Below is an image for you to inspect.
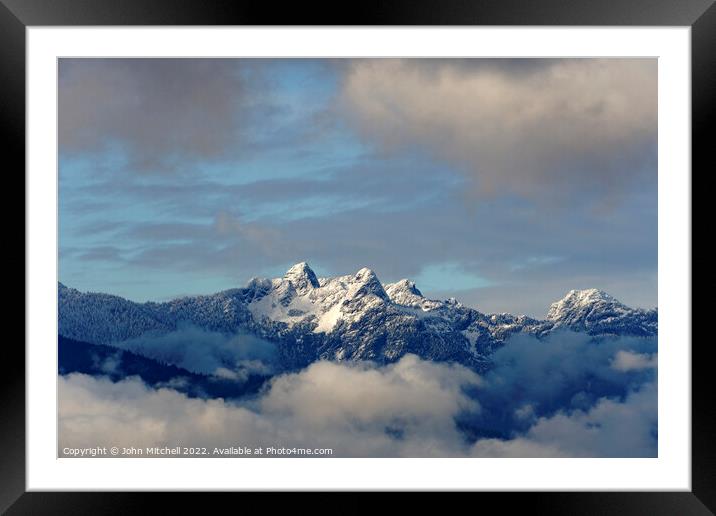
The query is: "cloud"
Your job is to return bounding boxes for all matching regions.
[611,350,658,372]
[258,356,480,432]
[59,373,265,452]
[58,59,345,175]
[59,355,482,457]
[59,335,657,457]
[464,332,657,438]
[76,245,126,263]
[469,382,657,457]
[114,324,279,378]
[59,59,261,172]
[91,350,122,375]
[340,59,657,205]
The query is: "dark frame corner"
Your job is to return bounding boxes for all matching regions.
[4,0,711,512]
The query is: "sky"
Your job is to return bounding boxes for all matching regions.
[58,58,657,318]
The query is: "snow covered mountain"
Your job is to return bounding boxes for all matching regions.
[58,262,657,372]
[546,288,657,336]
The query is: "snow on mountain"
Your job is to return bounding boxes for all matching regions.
[283,261,320,294]
[248,265,389,334]
[547,288,622,321]
[384,279,443,311]
[547,288,657,337]
[58,282,177,343]
[58,263,657,372]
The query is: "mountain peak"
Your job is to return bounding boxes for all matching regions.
[384,279,439,309]
[286,261,311,272]
[564,288,616,304]
[284,262,320,293]
[350,267,388,300]
[547,288,624,321]
[544,288,656,336]
[390,279,423,297]
[385,278,422,300]
[355,267,377,280]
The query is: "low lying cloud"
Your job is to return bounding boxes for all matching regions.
[465,332,657,438]
[60,333,657,457]
[59,355,482,457]
[91,350,123,376]
[611,350,658,372]
[341,58,656,205]
[470,382,657,457]
[115,324,278,379]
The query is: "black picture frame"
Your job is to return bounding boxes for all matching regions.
[3,0,711,511]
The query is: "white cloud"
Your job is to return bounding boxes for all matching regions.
[59,355,482,457]
[59,373,265,451]
[92,350,122,375]
[59,346,657,457]
[341,59,656,204]
[470,382,657,457]
[611,350,657,372]
[114,324,278,377]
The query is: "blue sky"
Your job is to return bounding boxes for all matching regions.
[58,58,657,317]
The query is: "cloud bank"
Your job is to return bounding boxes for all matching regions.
[60,355,482,457]
[466,332,657,437]
[469,381,657,457]
[114,324,278,379]
[341,58,656,205]
[59,333,657,457]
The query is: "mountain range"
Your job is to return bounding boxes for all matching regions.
[58,262,657,374]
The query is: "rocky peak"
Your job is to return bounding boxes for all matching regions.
[350,267,388,300]
[387,279,423,297]
[284,262,320,294]
[384,279,428,308]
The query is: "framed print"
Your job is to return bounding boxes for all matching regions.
[5,0,711,511]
